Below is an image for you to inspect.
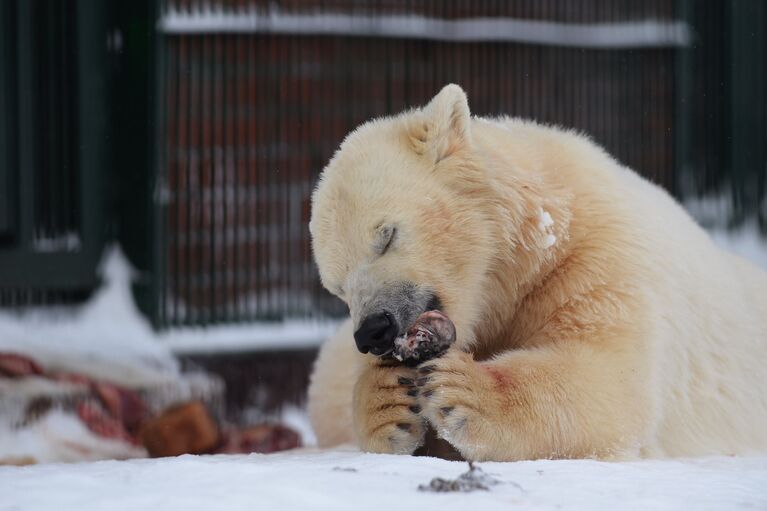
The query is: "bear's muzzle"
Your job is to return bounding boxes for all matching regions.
[354,311,399,355]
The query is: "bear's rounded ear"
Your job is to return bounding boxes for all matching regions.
[407,84,472,163]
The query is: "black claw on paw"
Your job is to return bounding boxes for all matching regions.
[418,365,437,375]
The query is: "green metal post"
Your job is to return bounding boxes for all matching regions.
[728,0,766,225]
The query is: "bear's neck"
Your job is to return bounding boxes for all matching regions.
[469,121,574,357]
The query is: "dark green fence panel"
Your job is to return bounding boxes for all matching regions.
[111,0,159,323]
[148,0,689,328]
[675,0,767,228]
[728,0,766,227]
[0,1,16,240]
[0,0,109,305]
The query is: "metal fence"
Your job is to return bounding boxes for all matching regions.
[151,0,692,327]
[676,0,766,223]
[1,0,765,328]
[0,0,108,306]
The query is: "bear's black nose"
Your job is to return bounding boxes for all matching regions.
[354,312,398,355]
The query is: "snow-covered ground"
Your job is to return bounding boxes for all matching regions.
[685,194,767,271]
[0,410,147,465]
[2,448,766,510]
[709,225,767,270]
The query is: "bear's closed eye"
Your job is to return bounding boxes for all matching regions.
[375,224,397,255]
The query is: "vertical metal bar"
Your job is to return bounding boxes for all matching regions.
[0,0,17,238]
[314,10,327,316]
[221,30,230,323]
[263,32,273,318]
[16,0,37,250]
[227,29,236,321]
[210,30,219,324]
[384,0,392,113]
[44,2,56,241]
[153,0,169,327]
[298,32,306,316]
[494,0,502,114]
[186,34,196,325]
[168,36,180,325]
[281,32,296,315]
[284,33,292,315]
[235,30,244,319]
[60,0,73,236]
[270,33,279,317]
[729,0,765,224]
[430,1,438,100]
[674,0,692,194]
[199,28,207,326]
[76,0,109,265]
[248,28,257,320]
[403,0,411,106]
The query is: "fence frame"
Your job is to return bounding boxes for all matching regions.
[0,0,108,294]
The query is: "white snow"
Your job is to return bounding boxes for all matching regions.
[1,449,766,510]
[537,208,555,232]
[684,194,767,271]
[540,234,557,249]
[159,7,691,49]
[0,410,146,465]
[536,208,557,249]
[0,247,180,387]
[709,225,767,271]
[33,232,82,252]
[162,320,340,355]
[278,405,317,447]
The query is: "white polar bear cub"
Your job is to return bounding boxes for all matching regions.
[307,84,767,461]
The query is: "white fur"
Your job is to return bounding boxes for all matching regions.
[308,84,767,460]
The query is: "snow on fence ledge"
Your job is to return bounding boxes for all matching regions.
[158,8,692,49]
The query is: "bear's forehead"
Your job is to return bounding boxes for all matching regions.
[329,119,425,174]
[320,165,415,216]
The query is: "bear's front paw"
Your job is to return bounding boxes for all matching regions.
[353,361,426,455]
[416,350,499,460]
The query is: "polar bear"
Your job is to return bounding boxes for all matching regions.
[307,84,767,461]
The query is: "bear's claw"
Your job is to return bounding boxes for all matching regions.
[417,350,490,457]
[353,362,427,454]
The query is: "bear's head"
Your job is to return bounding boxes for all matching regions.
[310,84,517,356]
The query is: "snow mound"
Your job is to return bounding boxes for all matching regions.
[0,245,340,387]
[0,246,179,387]
[2,449,766,510]
[709,225,767,271]
[0,410,146,465]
